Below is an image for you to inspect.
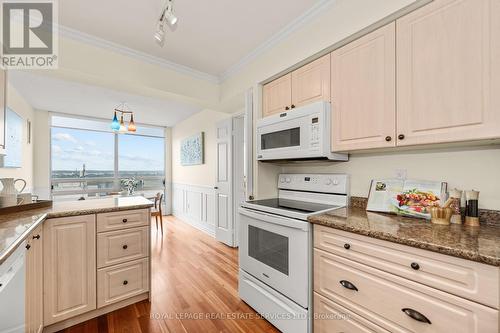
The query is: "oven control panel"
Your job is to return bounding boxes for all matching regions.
[278,174,349,194]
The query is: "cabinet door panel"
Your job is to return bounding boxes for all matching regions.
[43,215,96,325]
[262,74,292,117]
[291,54,330,108]
[331,23,396,152]
[396,0,500,145]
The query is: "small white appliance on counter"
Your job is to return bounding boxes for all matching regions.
[238,173,349,333]
[0,241,26,333]
[256,101,348,162]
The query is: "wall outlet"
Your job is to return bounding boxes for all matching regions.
[395,169,407,180]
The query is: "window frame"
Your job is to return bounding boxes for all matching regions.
[49,113,166,197]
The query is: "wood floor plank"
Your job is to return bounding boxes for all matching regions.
[57,216,279,333]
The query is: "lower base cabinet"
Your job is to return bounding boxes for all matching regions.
[97,258,149,308]
[42,209,151,329]
[313,225,499,333]
[43,215,97,326]
[314,292,389,333]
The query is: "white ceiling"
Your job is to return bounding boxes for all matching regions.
[9,71,201,127]
[59,0,323,76]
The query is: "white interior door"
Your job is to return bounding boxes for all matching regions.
[215,119,234,246]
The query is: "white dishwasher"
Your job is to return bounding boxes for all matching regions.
[0,242,26,333]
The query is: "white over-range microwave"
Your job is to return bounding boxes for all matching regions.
[257,101,348,161]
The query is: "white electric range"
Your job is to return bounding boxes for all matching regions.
[238,173,349,333]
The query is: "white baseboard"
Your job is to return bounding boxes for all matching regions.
[172,183,216,237]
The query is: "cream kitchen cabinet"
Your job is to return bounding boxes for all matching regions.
[396,0,500,146]
[313,225,499,333]
[262,73,292,117]
[331,23,396,152]
[291,54,330,109]
[26,225,43,333]
[43,214,96,326]
[262,54,330,117]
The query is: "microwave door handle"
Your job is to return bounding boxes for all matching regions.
[239,207,309,231]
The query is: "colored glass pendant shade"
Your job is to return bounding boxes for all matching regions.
[127,114,137,132]
[111,112,120,131]
[119,114,127,133]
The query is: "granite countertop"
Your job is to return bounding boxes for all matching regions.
[309,207,500,266]
[0,196,154,265]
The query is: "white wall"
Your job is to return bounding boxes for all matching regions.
[281,146,500,211]
[172,109,229,187]
[0,84,35,192]
[32,110,51,199]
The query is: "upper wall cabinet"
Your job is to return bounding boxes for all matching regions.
[262,73,292,117]
[331,23,396,152]
[291,54,330,108]
[262,54,330,117]
[0,69,6,150]
[396,0,500,146]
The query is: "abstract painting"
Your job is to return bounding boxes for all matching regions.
[180,132,204,166]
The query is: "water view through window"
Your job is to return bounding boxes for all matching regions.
[51,118,165,198]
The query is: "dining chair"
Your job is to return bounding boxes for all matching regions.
[151,192,164,234]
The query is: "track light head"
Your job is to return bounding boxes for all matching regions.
[164,9,178,26]
[154,22,165,46]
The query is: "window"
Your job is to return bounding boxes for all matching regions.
[50,114,165,199]
[118,134,165,191]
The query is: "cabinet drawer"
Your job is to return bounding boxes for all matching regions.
[314,249,498,333]
[314,225,499,308]
[314,292,390,333]
[97,227,149,268]
[97,258,149,308]
[97,209,149,232]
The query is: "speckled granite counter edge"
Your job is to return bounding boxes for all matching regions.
[309,216,499,267]
[0,203,153,265]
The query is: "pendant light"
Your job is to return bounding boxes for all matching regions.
[111,111,120,131]
[128,114,137,132]
[111,102,137,133]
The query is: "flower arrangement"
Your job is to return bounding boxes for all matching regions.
[120,177,140,195]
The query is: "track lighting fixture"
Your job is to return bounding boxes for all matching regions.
[154,0,177,47]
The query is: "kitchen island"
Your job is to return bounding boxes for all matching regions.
[0,196,154,333]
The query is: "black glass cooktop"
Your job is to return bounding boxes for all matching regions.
[246,198,340,214]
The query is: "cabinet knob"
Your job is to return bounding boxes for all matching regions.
[25,244,31,250]
[122,218,128,223]
[410,262,420,270]
[344,243,350,250]
[291,104,296,109]
[285,106,290,110]
[123,280,128,285]
[385,136,392,142]
[122,244,128,250]
[398,134,405,140]
[32,234,40,240]
[402,308,431,324]
[339,280,358,291]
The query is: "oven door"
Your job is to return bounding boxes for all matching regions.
[239,207,310,308]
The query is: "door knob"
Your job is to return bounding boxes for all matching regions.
[398,134,405,140]
[285,106,290,110]
[385,136,392,142]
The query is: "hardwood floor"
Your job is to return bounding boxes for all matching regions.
[57,216,280,333]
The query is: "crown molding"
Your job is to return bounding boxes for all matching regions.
[219,0,337,82]
[58,0,336,85]
[58,25,221,84]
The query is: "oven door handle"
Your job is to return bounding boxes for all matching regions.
[238,207,309,231]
